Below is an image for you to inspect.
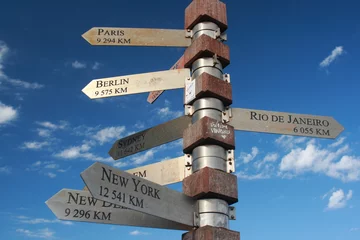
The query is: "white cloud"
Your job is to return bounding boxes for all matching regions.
[36,128,52,137]
[33,161,42,166]
[55,144,112,162]
[236,171,270,180]
[92,62,101,70]
[156,107,182,119]
[36,121,68,130]
[264,153,279,162]
[239,147,259,164]
[0,41,44,90]
[46,173,56,178]
[329,137,346,148]
[279,140,360,181]
[44,164,59,169]
[320,46,344,68]
[129,230,149,236]
[0,166,11,174]
[22,141,50,150]
[131,149,156,165]
[19,217,72,225]
[0,102,18,125]
[275,135,306,149]
[92,126,126,145]
[16,228,55,239]
[326,189,353,210]
[72,60,86,69]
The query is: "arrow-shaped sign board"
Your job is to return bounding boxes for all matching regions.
[109,116,191,160]
[147,54,185,104]
[82,27,191,47]
[46,189,191,230]
[82,69,190,100]
[81,162,196,227]
[228,108,344,139]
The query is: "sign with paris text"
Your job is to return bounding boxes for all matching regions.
[228,108,344,139]
[82,27,191,47]
[46,189,191,230]
[82,69,190,99]
[81,162,196,227]
[109,116,191,160]
[147,54,185,103]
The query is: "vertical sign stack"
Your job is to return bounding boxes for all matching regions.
[181,0,240,239]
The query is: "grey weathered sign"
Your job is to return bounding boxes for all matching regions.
[82,69,190,99]
[46,189,191,230]
[228,108,344,139]
[109,116,191,160]
[82,27,191,47]
[81,162,196,227]
[147,54,185,103]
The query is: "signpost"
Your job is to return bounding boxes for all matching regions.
[109,116,191,160]
[147,54,185,103]
[46,189,191,230]
[228,108,344,139]
[81,162,196,226]
[82,27,191,47]
[82,69,190,100]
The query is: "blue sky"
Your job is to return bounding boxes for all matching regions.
[0,0,359,239]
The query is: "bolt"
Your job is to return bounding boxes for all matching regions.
[223,112,226,115]
[187,155,190,158]
[228,150,231,153]
[229,161,232,165]
[231,215,235,220]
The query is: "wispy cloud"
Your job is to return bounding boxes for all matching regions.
[16,228,55,239]
[72,60,86,69]
[156,107,182,119]
[26,161,69,178]
[329,137,346,148]
[92,62,101,70]
[36,121,68,130]
[320,46,345,68]
[239,147,259,164]
[18,216,73,225]
[325,188,353,210]
[92,126,126,145]
[129,230,150,236]
[22,141,50,150]
[54,144,112,162]
[0,101,18,125]
[131,149,156,165]
[275,135,307,150]
[0,166,11,174]
[350,228,359,232]
[0,41,44,90]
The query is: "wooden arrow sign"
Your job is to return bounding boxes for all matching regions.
[147,54,185,104]
[82,69,190,99]
[84,156,189,190]
[228,108,344,139]
[46,189,191,230]
[81,162,196,227]
[109,115,191,160]
[82,27,191,47]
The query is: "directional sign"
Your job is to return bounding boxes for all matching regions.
[109,115,191,160]
[82,27,191,47]
[228,108,344,139]
[82,69,190,99]
[81,162,196,227]
[147,54,185,104]
[46,189,191,230]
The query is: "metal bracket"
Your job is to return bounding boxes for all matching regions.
[184,104,194,116]
[214,28,227,42]
[185,29,193,38]
[226,149,235,174]
[222,107,232,123]
[223,73,231,83]
[193,212,200,227]
[229,206,236,220]
[184,154,193,178]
